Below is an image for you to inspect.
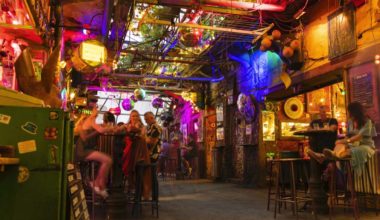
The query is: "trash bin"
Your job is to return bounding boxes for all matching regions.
[211,146,224,180]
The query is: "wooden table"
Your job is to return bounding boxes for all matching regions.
[294,129,335,214]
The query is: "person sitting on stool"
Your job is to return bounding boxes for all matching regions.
[75,99,114,199]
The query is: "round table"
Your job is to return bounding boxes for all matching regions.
[294,129,335,214]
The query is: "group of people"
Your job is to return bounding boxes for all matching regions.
[74,99,162,199]
[307,102,377,178]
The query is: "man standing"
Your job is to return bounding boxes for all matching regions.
[144,112,162,163]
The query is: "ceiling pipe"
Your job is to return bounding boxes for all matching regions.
[101,0,113,43]
[137,0,288,12]
[113,73,224,82]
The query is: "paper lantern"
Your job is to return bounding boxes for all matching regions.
[261,37,272,49]
[259,45,267,51]
[122,98,135,111]
[152,97,163,108]
[134,88,146,101]
[282,46,294,58]
[290,40,300,50]
[272,30,282,40]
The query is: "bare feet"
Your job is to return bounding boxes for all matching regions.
[322,148,339,160]
[307,149,326,164]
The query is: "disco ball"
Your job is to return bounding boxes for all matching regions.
[121,98,135,111]
[134,88,146,101]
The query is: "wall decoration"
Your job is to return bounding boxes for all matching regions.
[237,93,259,122]
[227,89,234,105]
[307,87,331,113]
[216,104,224,122]
[284,97,304,120]
[328,6,357,59]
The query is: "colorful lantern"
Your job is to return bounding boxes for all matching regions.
[121,98,134,111]
[152,97,163,108]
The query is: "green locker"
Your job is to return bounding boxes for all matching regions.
[0,106,74,220]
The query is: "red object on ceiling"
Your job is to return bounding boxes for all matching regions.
[351,0,365,7]
[159,0,288,12]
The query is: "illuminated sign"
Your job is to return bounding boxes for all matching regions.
[79,40,107,67]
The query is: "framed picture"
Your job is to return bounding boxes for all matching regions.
[307,87,331,114]
[328,6,356,59]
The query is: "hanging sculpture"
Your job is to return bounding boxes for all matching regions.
[15,45,62,108]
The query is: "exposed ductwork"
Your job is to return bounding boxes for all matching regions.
[138,0,291,12]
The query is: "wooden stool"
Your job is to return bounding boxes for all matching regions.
[272,158,313,219]
[327,158,359,220]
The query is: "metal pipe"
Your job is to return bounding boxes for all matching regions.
[113,73,224,82]
[141,18,272,36]
[101,0,113,43]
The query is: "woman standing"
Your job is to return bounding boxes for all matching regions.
[118,110,151,199]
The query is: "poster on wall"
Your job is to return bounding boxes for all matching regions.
[216,104,224,122]
[227,89,234,105]
[216,127,224,140]
[351,72,373,107]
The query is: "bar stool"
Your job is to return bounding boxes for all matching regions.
[272,158,313,219]
[327,158,359,220]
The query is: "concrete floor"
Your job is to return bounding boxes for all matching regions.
[93,179,379,220]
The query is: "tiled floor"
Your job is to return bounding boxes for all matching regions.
[91,179,378,220]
